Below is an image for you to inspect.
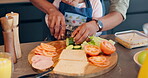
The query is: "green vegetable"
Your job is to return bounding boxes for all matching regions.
[66,37,74,46]
[81,41,89,49]
[73,45,81,49]
[66,45,74,50]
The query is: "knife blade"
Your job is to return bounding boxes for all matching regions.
[18,66,54,78]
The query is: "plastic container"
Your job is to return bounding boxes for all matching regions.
[115,30,148,49]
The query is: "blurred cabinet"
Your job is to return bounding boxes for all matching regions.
[0,3,50,45]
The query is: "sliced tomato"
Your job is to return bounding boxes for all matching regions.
[84,45,101,56]
[40,43,56,52]
[88,56,110,67]
[93,60,110,67]
[34,50,44,55]
[100,41,116,55]
[145,48,148,50]
[43,51,58,57]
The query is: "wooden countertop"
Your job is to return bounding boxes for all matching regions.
[0,35,146,78]
[0,0,29,4]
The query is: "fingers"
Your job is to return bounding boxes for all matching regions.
[71,26,81,38]
[73,26,86,41]
[60,18,66,39]
[75,29,89,44]
[54,16,61,39]
[48,16,55,36]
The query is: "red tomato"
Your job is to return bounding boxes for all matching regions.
[84,45,101,56]
[43,51,57,57]
[145,48,148,50]
[100,41,116,55]
[88,56,110,67]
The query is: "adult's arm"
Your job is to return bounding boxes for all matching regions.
[30,0,66,39]
[72,0,130,44]
[99,0,130,31]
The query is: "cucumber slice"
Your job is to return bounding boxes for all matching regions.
[66,45,74,50]
[73,45,81,49]
[66,37,74,46]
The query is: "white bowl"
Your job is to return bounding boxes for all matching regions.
[133,51,142,66]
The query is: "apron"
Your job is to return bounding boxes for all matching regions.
[59,0,93,36]
[46,0,106,40]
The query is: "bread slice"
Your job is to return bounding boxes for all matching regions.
[117,33,147,42]
[59,49,88,62]
[53,60,88,75]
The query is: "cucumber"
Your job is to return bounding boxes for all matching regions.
[66,37,74,46]
[66,45,74,50]
[73,45,81,49]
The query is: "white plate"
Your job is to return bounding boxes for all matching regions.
[133,51,142,66]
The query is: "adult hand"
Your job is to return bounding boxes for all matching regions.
[71,20,99,44]
[48,9,66,40]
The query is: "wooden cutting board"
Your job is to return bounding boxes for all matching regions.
[28,40,118,77]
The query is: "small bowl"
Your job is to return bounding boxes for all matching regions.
[133,51,142,66]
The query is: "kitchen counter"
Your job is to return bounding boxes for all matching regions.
[0,35,145,78]
[0,0,29,4]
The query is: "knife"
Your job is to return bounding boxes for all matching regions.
[18,67,54,78]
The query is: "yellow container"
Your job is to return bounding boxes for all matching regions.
[138,54,148,78]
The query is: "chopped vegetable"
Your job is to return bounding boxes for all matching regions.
[34,43,57,57]
[73,45,81,49]
[66,37,74,46]
[66,45,74,50]
[100,41,116,55]
[84,45,101,56]
[88,56,110,67]
[81,41,89,49]
[145,48,148,50]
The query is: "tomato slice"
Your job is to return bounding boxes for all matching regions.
[43,51,58,57]
[84,45,101,56]
[145,48,148,50]
[100,41,116,55]
[40,43,56,52]
[88,56,110,67]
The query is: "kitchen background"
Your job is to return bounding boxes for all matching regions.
[0,0,148,45]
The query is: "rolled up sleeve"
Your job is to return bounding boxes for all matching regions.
[109,0,130,20]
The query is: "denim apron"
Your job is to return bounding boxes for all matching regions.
[46,0,106,40]
[58,0,93,36]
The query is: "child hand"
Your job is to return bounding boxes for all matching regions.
[61,0,79,6]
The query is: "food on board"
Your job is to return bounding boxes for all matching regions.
[84,45,101,56]
[30,36,116,75]
[66,36,115,51]
[66,37,74,46]
[59,49,88,62]
[31,55,53,70]
[100,41,116,55]
[33,43,57,57]
[88,56,110,67]
[66,37,82,49]
[138,50,148,64]
[53,60,88,75]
